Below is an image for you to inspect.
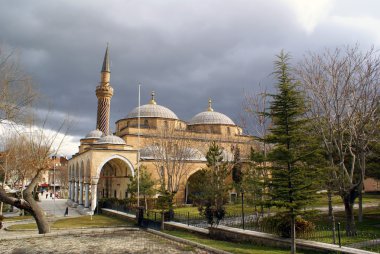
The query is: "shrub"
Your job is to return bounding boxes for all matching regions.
[260,212,315,237]
[199,204,226,226]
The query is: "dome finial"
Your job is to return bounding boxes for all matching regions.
[149,91,157,105]
[208,98,214,112]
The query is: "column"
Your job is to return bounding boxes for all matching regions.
[71,181,75,201]
[79,181,84,206]
[74,181,78,203]
[68,181,72,200]
[84,183,90,208]
[91,184,97,212]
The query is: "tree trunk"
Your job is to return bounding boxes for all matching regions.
[161,210,165,230]
[290,212,296,254]
[358,186,363,223]
[327,189,333,218]
[24,190,50,234]
[343,196,356,236]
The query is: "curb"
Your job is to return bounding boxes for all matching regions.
[146,228,232,254]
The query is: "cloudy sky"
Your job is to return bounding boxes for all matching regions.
[1,0,380,156]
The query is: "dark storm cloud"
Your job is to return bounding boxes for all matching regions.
[1,0,380,154]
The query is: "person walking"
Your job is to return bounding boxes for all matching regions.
[64,206,69,217]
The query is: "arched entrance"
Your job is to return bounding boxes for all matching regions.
[185,169,206,204]
[96,155,134,201]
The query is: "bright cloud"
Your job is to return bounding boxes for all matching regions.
[285,0,334,34]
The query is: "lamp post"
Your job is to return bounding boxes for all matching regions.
[53,157,56,216]
[241,190,245,230]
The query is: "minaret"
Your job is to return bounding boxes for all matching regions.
[96,45,114,135]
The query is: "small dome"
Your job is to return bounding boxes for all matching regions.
[85,129,104,139]
[189,111,235,125]
[97,135,126,145]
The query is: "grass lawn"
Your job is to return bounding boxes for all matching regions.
[171,193,380,216]
[164,229,323,254]
[7,214,133,230]
[3,215,33,222]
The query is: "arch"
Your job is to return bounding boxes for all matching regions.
[95,154,135,179]
[185,168,205,204]
[80,161,84,182]
[95,154,134,200]
[75,162,79,180]
[85,159,91,182]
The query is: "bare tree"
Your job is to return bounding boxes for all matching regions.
[296,45,380,234]
[0,45,37,124]
[241,86,272,215]
[0,117,69,234]
[144,125,199,203]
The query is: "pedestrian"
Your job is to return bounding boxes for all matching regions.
[64,206,69,217]
[46,193,48,199]
[50,192,53,198]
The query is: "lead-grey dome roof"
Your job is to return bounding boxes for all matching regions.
[126,104,179,120]
[96,135,126,145]
[85,129,104,139]
[189,111,235,125]
[140,145,206,161]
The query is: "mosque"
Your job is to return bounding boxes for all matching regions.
[67,47,255,214]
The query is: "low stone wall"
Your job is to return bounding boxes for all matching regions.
[101,208,136,224]
[164,221,209,235]
[209,226,377,254]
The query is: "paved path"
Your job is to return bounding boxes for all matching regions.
[39,198,81,217]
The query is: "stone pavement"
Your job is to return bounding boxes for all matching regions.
[38,198,81,217]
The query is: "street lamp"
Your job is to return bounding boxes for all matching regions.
[241,189,245,230]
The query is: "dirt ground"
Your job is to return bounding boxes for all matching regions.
[0,230,210,254]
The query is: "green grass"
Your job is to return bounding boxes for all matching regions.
[168,193,380,216]
[310,193,380,207]
[7,214,133,230]
[164,230,323,254]
[3,215,33,222]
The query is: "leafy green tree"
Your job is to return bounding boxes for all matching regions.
[242,147,271,219]
[231,145,243,195]
[198,142,231,226]
[265,51,320,254]
[128,165,156,211]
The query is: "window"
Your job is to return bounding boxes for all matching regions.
[164,120,168,128]
[227,127,231,135]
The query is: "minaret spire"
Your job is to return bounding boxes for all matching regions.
[96,44,114,135]
[101,43,110,73]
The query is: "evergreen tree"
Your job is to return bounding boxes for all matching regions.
[231,146,243,195]
[265,51,320,254]
[199,141,231,226]
[128,165,156,211]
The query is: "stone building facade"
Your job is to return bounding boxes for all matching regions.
[67,47,255,214]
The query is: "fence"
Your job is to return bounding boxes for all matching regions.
[99,199,380,253]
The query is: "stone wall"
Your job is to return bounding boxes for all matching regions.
[209,225,377,254]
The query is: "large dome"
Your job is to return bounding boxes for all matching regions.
[126,92,178,120]
[189,111,235,126]
[127,104,178,120]
[189,99,235,126]
[96,135,126,145]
